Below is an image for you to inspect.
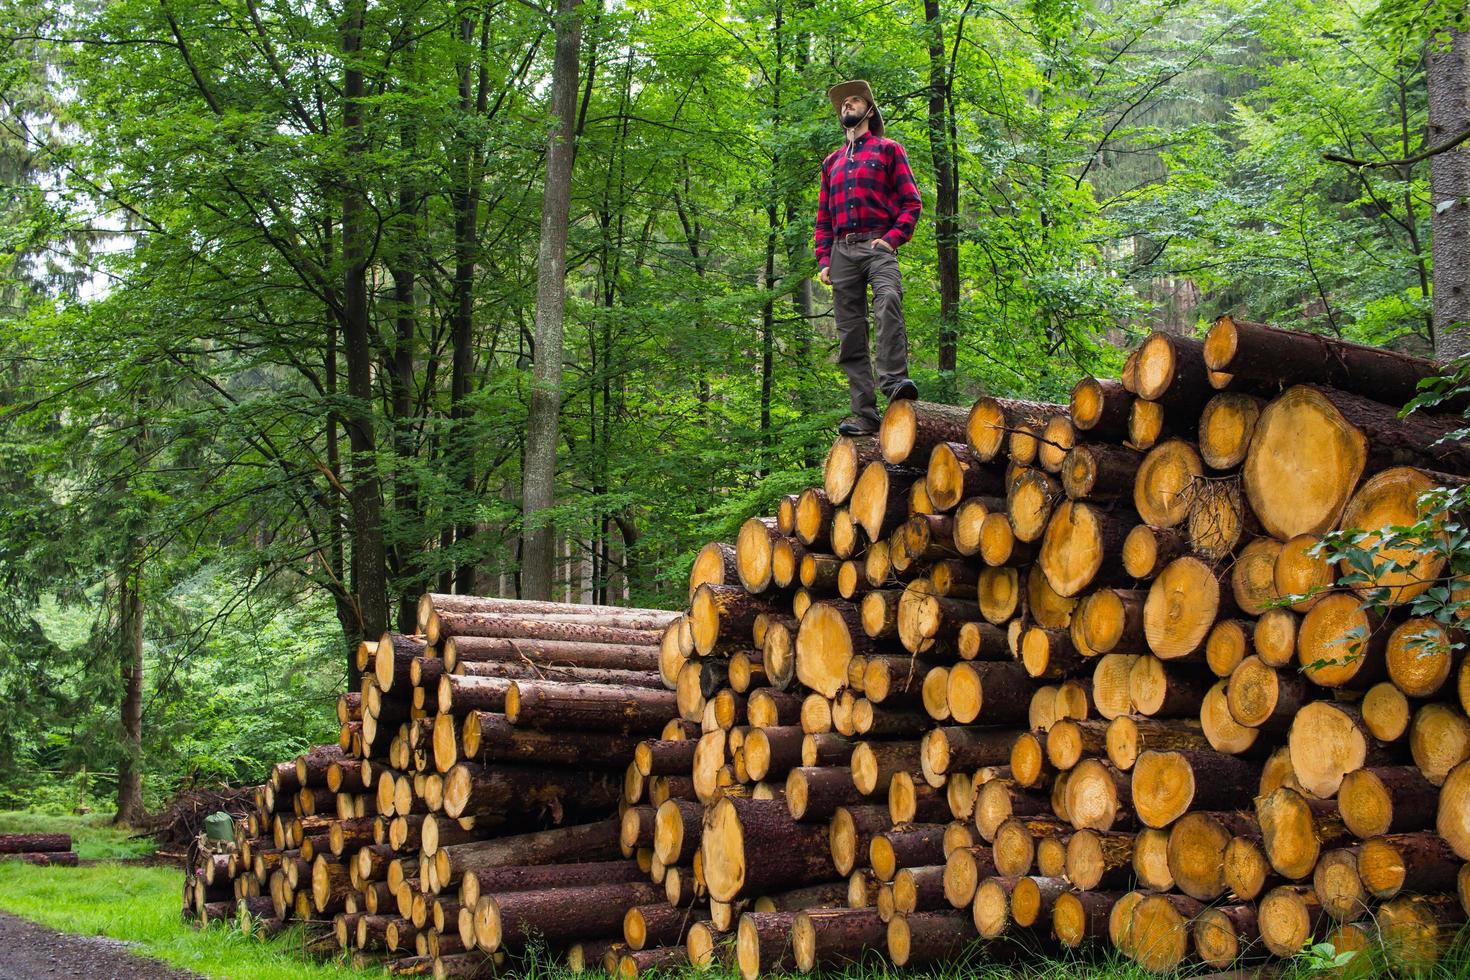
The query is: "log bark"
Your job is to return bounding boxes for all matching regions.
[1204,314,1444,407]
[734,911,796,980]
[474,880,665,951]
[440,762,620,823]
[432,611,662,647]
[442,636,660,674]
[0,834,72,854]
[504,680,677,735]
[886,909,979,967]
[789,908,886,972]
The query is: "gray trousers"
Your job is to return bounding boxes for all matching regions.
[830,239,908,424]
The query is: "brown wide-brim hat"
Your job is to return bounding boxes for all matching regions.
[827,79,884,138]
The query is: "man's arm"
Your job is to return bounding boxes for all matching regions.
[881,144,922,250]
[814,157,834,268]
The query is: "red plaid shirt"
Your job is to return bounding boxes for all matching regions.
[814,133,923,268]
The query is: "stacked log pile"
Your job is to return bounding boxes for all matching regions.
[183,596,685,977]
[649,316,1470,976]
[0,833,76,866]
[187,315,1470,976]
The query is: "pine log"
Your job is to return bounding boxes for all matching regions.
[1121,892,1205,972]
[1199,392,1264,470]
[1037,501,1134,599]
[1061,443,1142,503]
[941,662,1033,727]
[1348,468,1467,607]
[1052,889,1120,948]
[967,397,1067,463]
[1132,439,1203,529]
[1132,749,1260,829]
[439,762,619,823]
[886,909,979,967]
[973,779,1053,843]
[794,488,834,550]
[1204,618,1253,678]
[1127,655,1213,718]
[691,585,778,656]
[1377,893,1467,973]
[702,797,838,902]
[1038,414,1077,473]
[1257,787,1352,881]
[473,880,665,951]
[1044,719,1109,771]
[435,818,622,888]
[442,636,660,674]
[1357,831,1461,901]
[1192,904,1260,969]
[794,602,871,699]
[1245,384,1470,542]
[869,824,947,881]
[785,767,867,822]
[1020,626,1088,680]
[926,442,1005,512]
[1258,885,1326,958]
[1103,716,1210,772]
[1119,524,1188,580]
[431,611,661,648]
[1135,333,1212,411]
[822,805,887,877]
[1339,765,1438,838]
[1143,556,1232,661]
[1063,758,1133,832]
[0,834,72,854]
[1064,830,1132,891]
[1203,314,1445,406]
[1167,810,1258,901]
[850,462,923,541]
[1007,469,1061,543]
[976,567,1021,625]
[1070,377,1132,439]
[503,680,676,735]
[826,435,882,507]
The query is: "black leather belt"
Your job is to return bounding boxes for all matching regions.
[839,231,882,244]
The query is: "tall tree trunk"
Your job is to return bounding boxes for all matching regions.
[341,0,390,641]
[1428,27,1470,361]
[925,0,960,395]
[114,543,145,825]
[390,37,423,633]
[451,13,492,594]
[521,0,583,600]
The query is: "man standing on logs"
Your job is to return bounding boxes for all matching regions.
[816,80,923,436]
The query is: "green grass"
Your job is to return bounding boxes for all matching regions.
[0,809,156,861]
[0,860,379,979]
[0,807,1462,980]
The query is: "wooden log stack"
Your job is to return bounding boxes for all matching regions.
[182,595,686,976]
[0,833,76,866]
[187,315,1470,976]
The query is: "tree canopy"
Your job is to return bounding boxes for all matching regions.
[0,0,1462,809]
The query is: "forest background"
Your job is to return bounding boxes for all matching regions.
[0,0,1466,819]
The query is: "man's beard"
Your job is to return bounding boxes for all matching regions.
[841,110,867,128]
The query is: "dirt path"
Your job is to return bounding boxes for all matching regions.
[0,912,202,979]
